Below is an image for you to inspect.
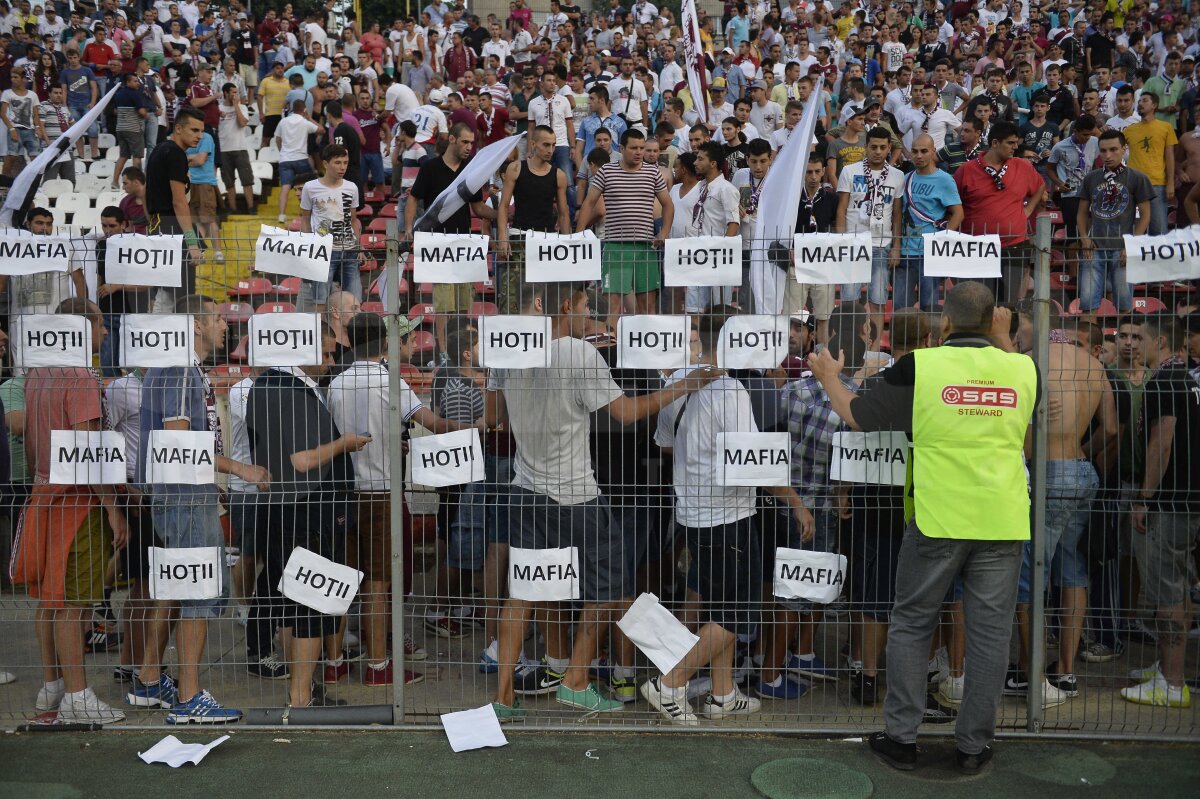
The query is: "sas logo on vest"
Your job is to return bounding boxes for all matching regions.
[941,385,1019,410]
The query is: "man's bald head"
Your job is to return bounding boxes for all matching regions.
[912,133,935,151]
[942,281,994,335]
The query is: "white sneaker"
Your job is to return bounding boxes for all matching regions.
[213,251,225,264]
[1129,662,1162,683]
[0,670,14,685]
[686,676,712,700]
[703,689,761,719]
[57,688,126,723]
[277,214,287,224]
[1038,679,1068,708]
[640,677,698,726]
[937,674,965,704]
[927,646,949,685]
[35,681,64,711]
[1120,674,1192,708]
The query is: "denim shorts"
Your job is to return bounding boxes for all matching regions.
[841,246,892,307]
[447,454,511,569]
[150,497,229,619]
[279,157,314,186]
[1018,459,1099,602]
[767,505,839,613]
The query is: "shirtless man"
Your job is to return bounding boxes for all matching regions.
[1011,318,1116,705]
[1176,106,1200,225]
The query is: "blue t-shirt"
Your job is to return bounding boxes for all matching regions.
[138,364,221,497]
[901,169,962,256]
[1010,81,1046,126]
[187,133,218,186]
[60,66,96,107]
[1046,136,1099,198]
[575,112,627,157]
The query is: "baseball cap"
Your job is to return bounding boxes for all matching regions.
[790,310,814,328]
[710,77,727,90]
[600,49,612,57]
[849,103,870,117]
[750,79,768,90]
[862,99,881,111]
[721,47,734,55]
[428,88,446,104]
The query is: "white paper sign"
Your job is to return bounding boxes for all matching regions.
[524,230,601,281]
[0,229,72,275]
[278,546,364,615]
[617,314,691,369]
[138,735,230,767]
[508,546,581,601]
[148,546,225,600]
[921,230,1002,278]
[830,431,910,486]
[49,430,127,485]
[792,231,873,284]
[1124,227,1200,284]
[617,592,701,675]
[144,430,216,485]
[441,706,509,752]
[413,232,489,283]
[410,428,485,487]
[477,314,552,368]
[104,232,184,287]
[247,312,322,366]
[718,314,787,369]
[120,313,193,367]
[717,431,791,486]
[664,235,742,286]
[773,547,847,605]
[255,225,333,281]
[13,314,91,368]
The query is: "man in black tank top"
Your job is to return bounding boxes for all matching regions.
[496,125,572,312]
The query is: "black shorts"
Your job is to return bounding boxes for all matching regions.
[1057,195,1081,238]
[683,516,762,635]
[261,114,281,141]
[259,498,344,640]
[849,492,906,622]
[118,498,163,581]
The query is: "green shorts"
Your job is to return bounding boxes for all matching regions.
[64,508,111,605]
[601,241,661,295]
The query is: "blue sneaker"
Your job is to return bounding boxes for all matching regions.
[589,656,613,683]
[786,653,837,682]
[126,673,179,708]
[166,689,243,724]
[755,676,809,700]
[479,649,499,674]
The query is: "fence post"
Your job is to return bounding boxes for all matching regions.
[1026,213,1052,732]
[386,219,407,724]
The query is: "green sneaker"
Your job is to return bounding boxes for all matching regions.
[608,675,637,704]
[557,682,624,712]
[490,700,526,722]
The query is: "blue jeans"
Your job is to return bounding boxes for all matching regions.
[892,255,940,311]
[143,115,158,156]
[552,144,575,215]
[150,497,229,620]
[98,313,121,377]
[69,104,99,139]
[1148,185,1168,235]
[842,246,891,305]
[8,127,40,157]
[361,152,385,186]
[448,453,512,569]
[1079,249,1132,311]
[301,249,363,309]
[1018,459,1099,602]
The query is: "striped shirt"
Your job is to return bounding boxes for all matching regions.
[591,161,666,242]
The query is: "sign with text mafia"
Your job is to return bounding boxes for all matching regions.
[149,546,224,600]
[14,314,91,368]
[410,428,485,487]
[717,431,791,486]
[508,546,581,602]
[0,229,72,275]
[49,430,127,485]
[144,430,217,485]
[524,230,601,282]
[663,235,742,287]
[104,232,185,287]
[829,431,909,487]
[255,225,333,282]
[119,313,194,368]
[247,312,322,366]
[773,548,847,604]
[718,314,788,369]
[792,231,873,285]
[413,231,490,283]
[921,231,1001,278]
[617,314,691,369]
[477,314,553,368]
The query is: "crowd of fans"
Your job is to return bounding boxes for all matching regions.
[0,0,1197,729]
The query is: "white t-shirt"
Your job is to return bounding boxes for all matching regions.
[655,370,758,528]
[385,82,419,121]
[749,99,783,134]
[328,361,423,491]
[1105,112,1141,131]
[105,372,144,481]
[226,376,255,493]
[137,23,165,55]
[411,102,447,143]
[217,101,249,151]
[511,29,533,63]
[527,93,573,146]
[607,75,648,125]
[300,179,360,250]
[488,336,624,505]
[275,114,318,163]
[669,181,702,239]
[689,174,741,237]
[482,39,511,63]
[837,161,905,242]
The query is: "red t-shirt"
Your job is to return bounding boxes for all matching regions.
[83,42,116,72]
[954,155,1042,246]
[25,367,104,483]
[188,81,219,127]
[475,106,509,145]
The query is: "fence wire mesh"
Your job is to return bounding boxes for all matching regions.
[0,203,1196,742]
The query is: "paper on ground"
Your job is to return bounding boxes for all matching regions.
[617,592,700,675]
[440,705,508,752]
[138,735,230,767]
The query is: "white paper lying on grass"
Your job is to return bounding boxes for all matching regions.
[440,705,508,752]
[138,735,230,767]
[617,592,700,675]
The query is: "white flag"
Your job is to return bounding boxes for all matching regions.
[680,0,709,124]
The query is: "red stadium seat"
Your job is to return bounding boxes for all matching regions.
[360,233,387,251]
[410,302,436,320]
[227,277,273,298]
[1068,298,1118,316]
[216,302,253,325]
[256,301,297,314]
[378,203,398,218]
[360,301,386,316]
[471,301,498,317]
[410,330,435,354]
[1132,296,1167,313]
[366,217,390,233]
[231,335,249,361]
[276,276,302,295]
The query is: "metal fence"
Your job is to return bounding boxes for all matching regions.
[0,215,1196,741]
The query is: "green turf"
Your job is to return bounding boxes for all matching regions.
[0,731,1196,799]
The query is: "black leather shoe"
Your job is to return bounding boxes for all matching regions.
[868,731,917,771]
[956,745,993,774]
